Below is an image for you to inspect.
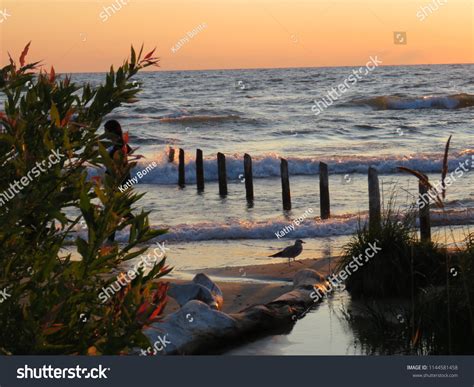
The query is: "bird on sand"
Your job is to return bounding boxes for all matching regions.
[269,240,305,266]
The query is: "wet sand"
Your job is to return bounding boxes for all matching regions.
[195,256,336,280]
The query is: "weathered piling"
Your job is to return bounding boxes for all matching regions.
[368,167,381,232]
[217,152,228,196]
[178,148,185,188]
[243,153,254,203]
[319,162,330,219]
[280,158,291,211]
[418,178,431,242]
[168,147,175,163]
[196,149,204,192]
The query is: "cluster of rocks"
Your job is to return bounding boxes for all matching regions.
[142,269,328,355]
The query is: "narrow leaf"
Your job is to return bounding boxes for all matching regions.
[397,166,444,208]
[19,42,31,67]
[49,66,56,83]
[144,48,156,60]
[50,102,60,126]
[441,135,452,200]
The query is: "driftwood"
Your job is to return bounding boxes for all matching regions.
[142,269,328,355]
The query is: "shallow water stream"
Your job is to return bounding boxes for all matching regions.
[227,292,366,355]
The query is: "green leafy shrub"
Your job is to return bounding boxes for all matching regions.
[0,44,171,355]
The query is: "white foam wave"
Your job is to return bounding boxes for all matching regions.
[87,151,474,185]
[96,208,473,243]
[154,214,362,242]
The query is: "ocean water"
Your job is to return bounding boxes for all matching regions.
[11,65,474,271]
[80,64,474,271]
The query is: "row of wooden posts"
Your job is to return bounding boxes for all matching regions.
[168,147,432,243]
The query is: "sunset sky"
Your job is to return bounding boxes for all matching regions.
[1,0,473,72]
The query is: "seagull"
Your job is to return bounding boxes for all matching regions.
[269,240,305,266]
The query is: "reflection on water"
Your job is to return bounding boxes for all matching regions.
[227,291,365,355]
[227,289,423,356]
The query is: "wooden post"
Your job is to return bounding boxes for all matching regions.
[368,167,381,232]
[418,177,431,243]
[280,158,291,211]
[244,153,254,203]
[168,147,175,163]
[178,148,185,188]
[319,162,330,219]
[217,152,228,196]
[196,149,204,192]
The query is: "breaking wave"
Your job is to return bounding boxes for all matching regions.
[87,151,474,185]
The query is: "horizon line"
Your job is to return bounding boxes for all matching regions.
[52,61,474,74]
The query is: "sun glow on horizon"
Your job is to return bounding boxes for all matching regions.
[1,0,473,73]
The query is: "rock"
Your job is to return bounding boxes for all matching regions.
[167,273,224,310]
[168,283,219,309]
[270,288,315,311]
[193,273,224,309]
[293,269,327,289]
[139,270,329,356]
[143,300,237,355]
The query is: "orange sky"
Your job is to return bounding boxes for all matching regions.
[1,0,473,72]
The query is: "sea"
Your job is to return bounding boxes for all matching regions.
[50,65,474,273]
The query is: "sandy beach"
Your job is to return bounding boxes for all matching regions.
[162,257,335,314]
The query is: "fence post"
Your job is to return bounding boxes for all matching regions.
[280,158,291,211]
[196,149,204,192]
[244,153,254,203]
[178,148,185,188]
[368,167,381,232]
[168,147,175,163]
[217,152,228,196]
[319,162,330,219]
